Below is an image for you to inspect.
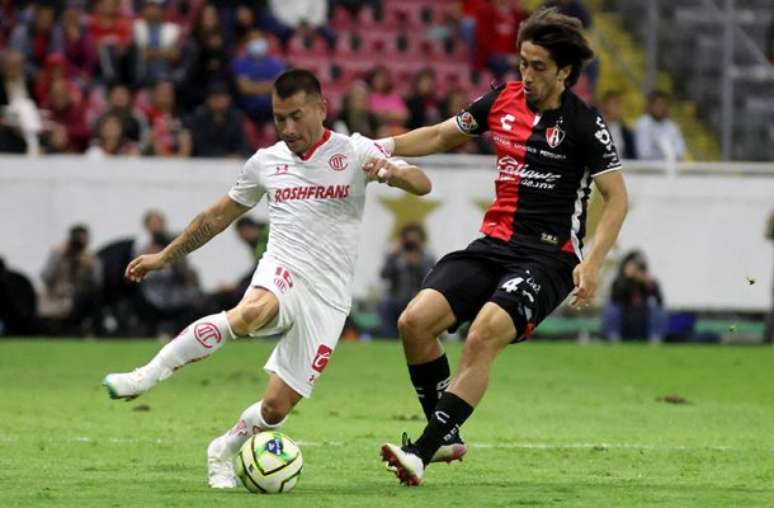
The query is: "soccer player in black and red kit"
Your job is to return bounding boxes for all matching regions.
[379,8,629,485]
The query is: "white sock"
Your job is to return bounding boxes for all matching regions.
[221,401,289,456]
[145,311,235,381]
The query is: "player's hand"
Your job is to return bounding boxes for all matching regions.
[569,260,600,309]
[362,157,397,184]
[124,253,167,283]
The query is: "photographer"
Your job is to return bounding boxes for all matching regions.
[377,224,435,338]
[133,210,203,337]
[601,250,667,342]
[39,224,102,336]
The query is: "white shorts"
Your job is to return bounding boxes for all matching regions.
[243,257,347,398]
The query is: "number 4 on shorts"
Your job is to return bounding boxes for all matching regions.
[501,277,524,293]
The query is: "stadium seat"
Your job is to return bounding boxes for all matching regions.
[286,33,330,57]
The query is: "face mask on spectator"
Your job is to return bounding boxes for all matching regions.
[247,39,268,58]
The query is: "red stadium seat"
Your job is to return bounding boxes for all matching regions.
[287,33,330,57]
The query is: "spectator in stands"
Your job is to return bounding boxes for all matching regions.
[367,65,408,136]
[405,68,442,130]
[39,224,102,336]
[191,2,221,42]
[142,79,191,157]
[232,28,286,125]
[264,0,334,47]
[449,0,484,51]
[635,90,686,161]
[0,257,38,336]
[334,79,379,138]
[9,2,62,79]
[134,210,203,336]
[601,250,667,342]
[86,113,141,158]
[600,90,636,159]
[763,211,774,344]
[34,52,81,108]
[42,77,90,153]
[133,0,182,86]
[95,83,150,152]
[178,27,234,111]
[188,80,248,158]
[0,49,42,154]
[89,0,134,85]
[377,224,435,338]
[62,1,97,87]
[230,3,259,50]
[474,0,527,79]
[544,0,591,29]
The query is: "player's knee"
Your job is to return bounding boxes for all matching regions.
[230,292,278,334]
[465,321,511,359]
[398,308,425,341]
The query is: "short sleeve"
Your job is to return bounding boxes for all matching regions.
[228,153,266,208]
[582,111,623,176]
[453,84,504,136]
[351,133,409,184]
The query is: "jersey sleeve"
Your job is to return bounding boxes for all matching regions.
[350,133,408,184]
[228,152,266,207]
[581,110,623,176]
[453,84,504,136]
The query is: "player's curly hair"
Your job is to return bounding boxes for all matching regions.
[517,7,593,87]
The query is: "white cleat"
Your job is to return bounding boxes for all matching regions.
[430,441,467,464]
[207,436,237,489]
[380,442,424,486]
[102,366,162,401]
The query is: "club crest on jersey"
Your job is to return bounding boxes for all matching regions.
[328,153,348,171]
[545,125,565,149]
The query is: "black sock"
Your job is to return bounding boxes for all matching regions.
[408,354,450,421]
[413,392,474,465]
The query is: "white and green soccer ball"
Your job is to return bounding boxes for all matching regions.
[234,431,303,494]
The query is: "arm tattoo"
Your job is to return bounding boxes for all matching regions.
[164,213,218,263]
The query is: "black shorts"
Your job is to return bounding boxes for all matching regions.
[422,236,578,341]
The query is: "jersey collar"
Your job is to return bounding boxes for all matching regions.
[298,128,331,161]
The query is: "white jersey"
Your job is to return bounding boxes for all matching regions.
[228,130,392,313]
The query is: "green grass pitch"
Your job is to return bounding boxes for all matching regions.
[1,339,773,507]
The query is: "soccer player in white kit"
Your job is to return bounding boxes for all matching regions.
[101,70,432,488]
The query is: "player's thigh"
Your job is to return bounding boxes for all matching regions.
[264,295,346,399]
[421,250,500,332]
[227,287,280,335]
[490,258,574,342]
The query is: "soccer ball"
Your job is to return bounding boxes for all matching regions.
[234,431,303,494]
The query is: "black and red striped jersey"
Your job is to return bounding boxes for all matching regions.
[455,81,622,258]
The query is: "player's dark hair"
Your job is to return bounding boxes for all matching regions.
[273,69,322,99]
[517,7,593,87]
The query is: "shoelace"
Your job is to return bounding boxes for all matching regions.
[401,432,415,450]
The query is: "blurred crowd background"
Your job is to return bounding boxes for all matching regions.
[0,0,772,342]
[2,0,738,161]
